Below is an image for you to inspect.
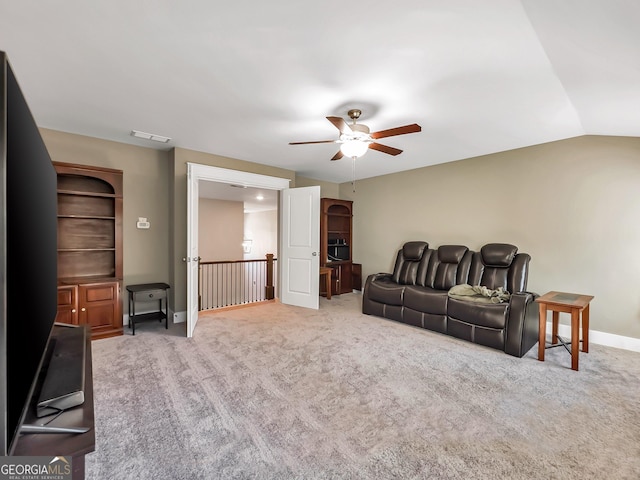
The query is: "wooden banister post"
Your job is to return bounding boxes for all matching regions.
[265,253,275,300]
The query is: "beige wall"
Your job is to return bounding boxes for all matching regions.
[198,199,244,261]
[340,135,640,340]
[295,175,341,199]
[40,129,640,340]
[40,129,171,294]
[39,132,322,317]
[244,210,278,260]
[170,147,297,313]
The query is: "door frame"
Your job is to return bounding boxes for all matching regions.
[186,163,291,337]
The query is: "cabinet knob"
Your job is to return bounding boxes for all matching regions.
[71,309,76,313]
[81,307,86,312]
[148,293,154,298]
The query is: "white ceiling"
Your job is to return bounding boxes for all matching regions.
[199,181,278,212]
[1,1,639,184]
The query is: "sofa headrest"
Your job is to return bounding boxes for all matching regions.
[402,241,429,260]
[480,243,518,267]
[437,245,469,264]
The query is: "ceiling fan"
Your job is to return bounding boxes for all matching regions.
[289,109,422,161]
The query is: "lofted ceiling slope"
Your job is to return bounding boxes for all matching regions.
[1,0,639,184]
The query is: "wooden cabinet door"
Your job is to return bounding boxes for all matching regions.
[329,265,340,295]
[339,262,353,294]
[78,281,122,339]
[329,262,354,295]
[352,263,362,291]
[56,285,79,325]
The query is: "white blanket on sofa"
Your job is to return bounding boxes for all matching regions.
[447,284,511,304]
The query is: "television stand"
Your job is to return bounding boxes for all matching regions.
[13,324,95,480]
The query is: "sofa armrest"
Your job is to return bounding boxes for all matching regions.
[363,273,392,296]
[504,291,540,357]
[367,272,393,283]
[362,273,394,315]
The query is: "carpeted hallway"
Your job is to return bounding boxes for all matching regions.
[86,293,640,479]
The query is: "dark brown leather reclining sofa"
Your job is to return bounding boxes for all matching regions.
[362,241,539,357]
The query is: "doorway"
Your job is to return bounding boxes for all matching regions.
[198,183,278,310]
[186,163,320,338]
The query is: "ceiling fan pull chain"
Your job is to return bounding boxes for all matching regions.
[352,156,356,192]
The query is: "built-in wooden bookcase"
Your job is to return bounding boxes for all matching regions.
[54,162,123,339]
[320,198,360,295]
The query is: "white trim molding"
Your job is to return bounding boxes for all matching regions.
[187,163,291,190]
[548,322,640,353]
[185,163,290,338]
[173,310,187,324]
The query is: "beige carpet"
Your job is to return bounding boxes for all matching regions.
[86,293,640,479]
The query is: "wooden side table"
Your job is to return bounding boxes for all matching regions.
[536,291,594,371]
[320,267,332,300]
[126,283,170,335]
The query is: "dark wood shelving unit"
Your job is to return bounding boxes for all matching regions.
[54,162,123,339]
[320,198,361,295]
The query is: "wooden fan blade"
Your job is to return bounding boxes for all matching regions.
[289,140,336,145]
[369,142,402,156]
[331,150,344,161]
[370,123,421,139]
[327,116,353,134]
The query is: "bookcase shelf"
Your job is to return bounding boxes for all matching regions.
[320,198,361,295]
[54,162,123,339]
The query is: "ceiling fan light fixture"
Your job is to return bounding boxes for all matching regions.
[289,109,420,163]
[340,139,369,158]
[350,123,370,135]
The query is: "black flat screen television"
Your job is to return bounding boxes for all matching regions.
[0,51,59,455]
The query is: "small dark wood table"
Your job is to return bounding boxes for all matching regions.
[126,283,170,335]
[536,291,594,371]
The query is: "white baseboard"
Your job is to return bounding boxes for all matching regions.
[173,310,186,324]
[548,322,640,353]
[123,309,185,326]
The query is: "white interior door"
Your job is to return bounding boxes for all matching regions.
[280,186,320,309]
[186,164,199,338]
